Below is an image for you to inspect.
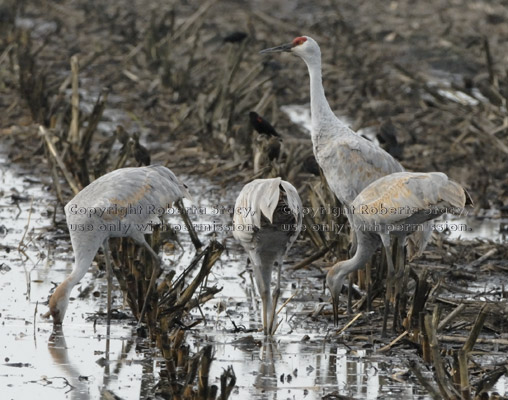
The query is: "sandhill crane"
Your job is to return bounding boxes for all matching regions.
[260,36,404,204]
[260,36,430,308]
[326,171,473,324]
[233,178,302,335]
[44,165,192,325]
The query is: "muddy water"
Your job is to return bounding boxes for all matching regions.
[157,176,433,399]
[0,154,149,399]
[1,154,506,399]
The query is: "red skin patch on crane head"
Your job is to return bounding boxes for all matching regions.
[292,36,307,47]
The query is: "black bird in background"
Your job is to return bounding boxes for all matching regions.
[249,111,281,174]
[223,31,248,44]
[249,111,280,137]
[376,119,403,159]
[302,155,320,176]
[133,132,151,166]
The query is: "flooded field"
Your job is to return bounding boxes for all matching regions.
[1,151,507,399]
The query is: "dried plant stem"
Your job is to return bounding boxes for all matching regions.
[40,126,80,194]
[68,55,80,144]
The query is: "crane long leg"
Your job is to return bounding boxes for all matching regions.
[103,240,113,333]
[137,239,161,325]
[392,237,406,332]
[253,263,272,335]
[269,262,282,335]
[395,236,405,280]
[383,244,396,279]
[381,238,395,337]
[366,260,372,313]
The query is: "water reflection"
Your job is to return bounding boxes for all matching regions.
[48,326,91,400]
[254,339,277,398]
[315,342,338,388]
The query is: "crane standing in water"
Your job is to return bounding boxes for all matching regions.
[260,36,433,311]
[233,178,302,335]
[44,165,192,326]
[326,172,472,324]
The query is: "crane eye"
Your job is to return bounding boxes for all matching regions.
[292,36,307,47]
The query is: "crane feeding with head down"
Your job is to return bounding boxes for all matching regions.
[233,178,302,335]
[44,165,192,325]
[326,171,472,323]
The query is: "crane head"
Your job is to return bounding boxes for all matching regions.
[46,283,70,325]
[326,262,347,326]
[260,36,320,62]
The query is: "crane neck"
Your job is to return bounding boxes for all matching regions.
[331,231,378,282]
[65,260,91,292]
[61,237,104,296]
[305,58,340,141]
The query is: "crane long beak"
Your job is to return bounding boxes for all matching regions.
[259,43,293,54]
[332,294,339,326]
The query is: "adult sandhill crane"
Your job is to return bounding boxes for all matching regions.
[233,178,302,335]
[260,36,430,309]
[260,36,404,204]
[44,165,192,325]
[326,171,473,324]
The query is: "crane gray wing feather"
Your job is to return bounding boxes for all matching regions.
[279,180,304,252]
[317,136,404,204]
[233,178,283,245]
[351,172,467,227]
[279,180,303,228]
[65,166,190,226]
[233,178,303,248]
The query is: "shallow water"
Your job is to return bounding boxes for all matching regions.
[1,153,506,399]
[162,178,434,399]
[0,154,150,399]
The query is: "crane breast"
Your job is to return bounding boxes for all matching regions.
[317,136,404,204]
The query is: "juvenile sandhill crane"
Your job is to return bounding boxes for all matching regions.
[44,165,192,325]
[326,172,472,324]
[233,178,302,335]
